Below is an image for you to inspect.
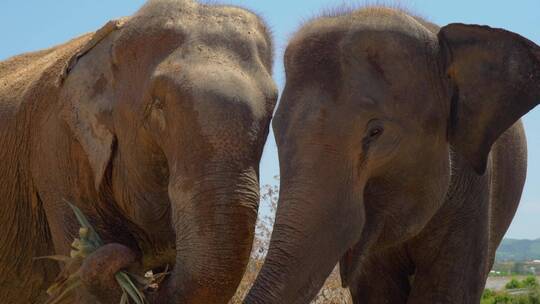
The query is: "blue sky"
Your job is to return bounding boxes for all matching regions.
[1,0,539,238]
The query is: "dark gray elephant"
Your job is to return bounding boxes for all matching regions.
[0,0,276,303]
[245,6,540,304]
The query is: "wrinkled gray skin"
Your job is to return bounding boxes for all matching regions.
[245,7,540,304]
[0,0,276,303]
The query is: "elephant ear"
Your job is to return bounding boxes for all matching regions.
[60,19,126,190]
[439,23,540,174]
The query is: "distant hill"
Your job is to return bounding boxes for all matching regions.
[496,238,540,261]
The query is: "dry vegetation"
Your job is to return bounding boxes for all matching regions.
[229,179,353,304]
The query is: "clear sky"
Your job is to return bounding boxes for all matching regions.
[1,0,539,238]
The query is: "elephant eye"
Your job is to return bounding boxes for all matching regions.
[362,124,384,149]
[368,127,384,139]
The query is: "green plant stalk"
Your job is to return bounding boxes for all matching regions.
[67,202,147,304]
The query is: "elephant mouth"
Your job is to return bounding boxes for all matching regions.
[140,246,177,274]
[339,214,391,288]
[340,247,358,287]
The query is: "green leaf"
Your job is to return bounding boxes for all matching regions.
[116,272,145,304]
[55,201,148,304]
[66,200,103,247]
[34,255,72,263]
[45,279,82,304]
[127,272,151,286]
[120,292,128,304]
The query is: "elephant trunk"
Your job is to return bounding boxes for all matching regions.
[245,160,365,304]
[161,165,260,304]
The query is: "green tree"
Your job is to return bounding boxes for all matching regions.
[507,278,523,289]
[523,276,539,288]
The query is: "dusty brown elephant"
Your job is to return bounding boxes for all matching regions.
[0,0,277,303]
[245,6,540,304]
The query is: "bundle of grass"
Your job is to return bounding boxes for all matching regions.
[39,202,168,304]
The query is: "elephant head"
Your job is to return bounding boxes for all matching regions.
[244,7,540,303]
[57,0,276,302]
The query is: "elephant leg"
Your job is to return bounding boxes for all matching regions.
[406,186,491,304]
[347,247,413,304]
[406,230,489,304]
[0,191,59,304]
[406,251,488,304]
[407,269,486,304]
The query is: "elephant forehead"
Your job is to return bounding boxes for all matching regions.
[132,0,271,50]
[286,6,437,71]
[136,0,264,27]
[125,1,273,72]
[293,6,435,41]
[186,10,266,42]
[283,8,443,118]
